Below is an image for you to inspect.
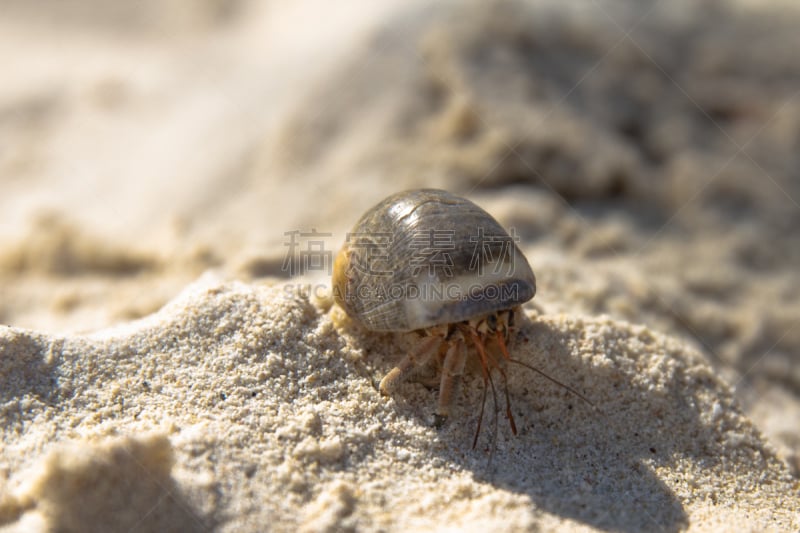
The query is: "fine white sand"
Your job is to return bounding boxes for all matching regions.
[1,277,797,532]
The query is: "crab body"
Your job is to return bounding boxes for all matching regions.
[332,189,537,428]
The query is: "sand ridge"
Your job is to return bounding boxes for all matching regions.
[1,277,797,532]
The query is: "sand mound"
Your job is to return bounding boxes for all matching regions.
[1,278,797,532]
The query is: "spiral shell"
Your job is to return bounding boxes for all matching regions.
[333,189,536,331]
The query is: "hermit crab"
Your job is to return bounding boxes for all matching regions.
[333,189,587,445]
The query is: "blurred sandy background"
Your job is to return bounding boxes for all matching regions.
[1,0,799,530]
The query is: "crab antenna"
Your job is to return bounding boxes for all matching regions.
[495,330,512,360]
[468,329,512,455]
[494,330,519,432]
[469,330,491,380]
[473,371,488,450]
[484,343,518,435]
[487,368,499,471]
[509,358,595,409]
[468,330,491,448]
[496,364,518,435]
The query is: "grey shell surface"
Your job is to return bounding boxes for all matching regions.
[333,189,536,332]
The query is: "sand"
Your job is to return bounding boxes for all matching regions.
[1,278,797,532]
[1,0,799,531]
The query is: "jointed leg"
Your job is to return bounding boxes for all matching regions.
[379,335,442,395]
[434,334,467,428]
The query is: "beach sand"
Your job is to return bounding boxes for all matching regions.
[1,1,799,531]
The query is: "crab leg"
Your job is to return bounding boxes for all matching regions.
[434,335,467,427]
[495,330,511,360]
[379,335,442,395]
